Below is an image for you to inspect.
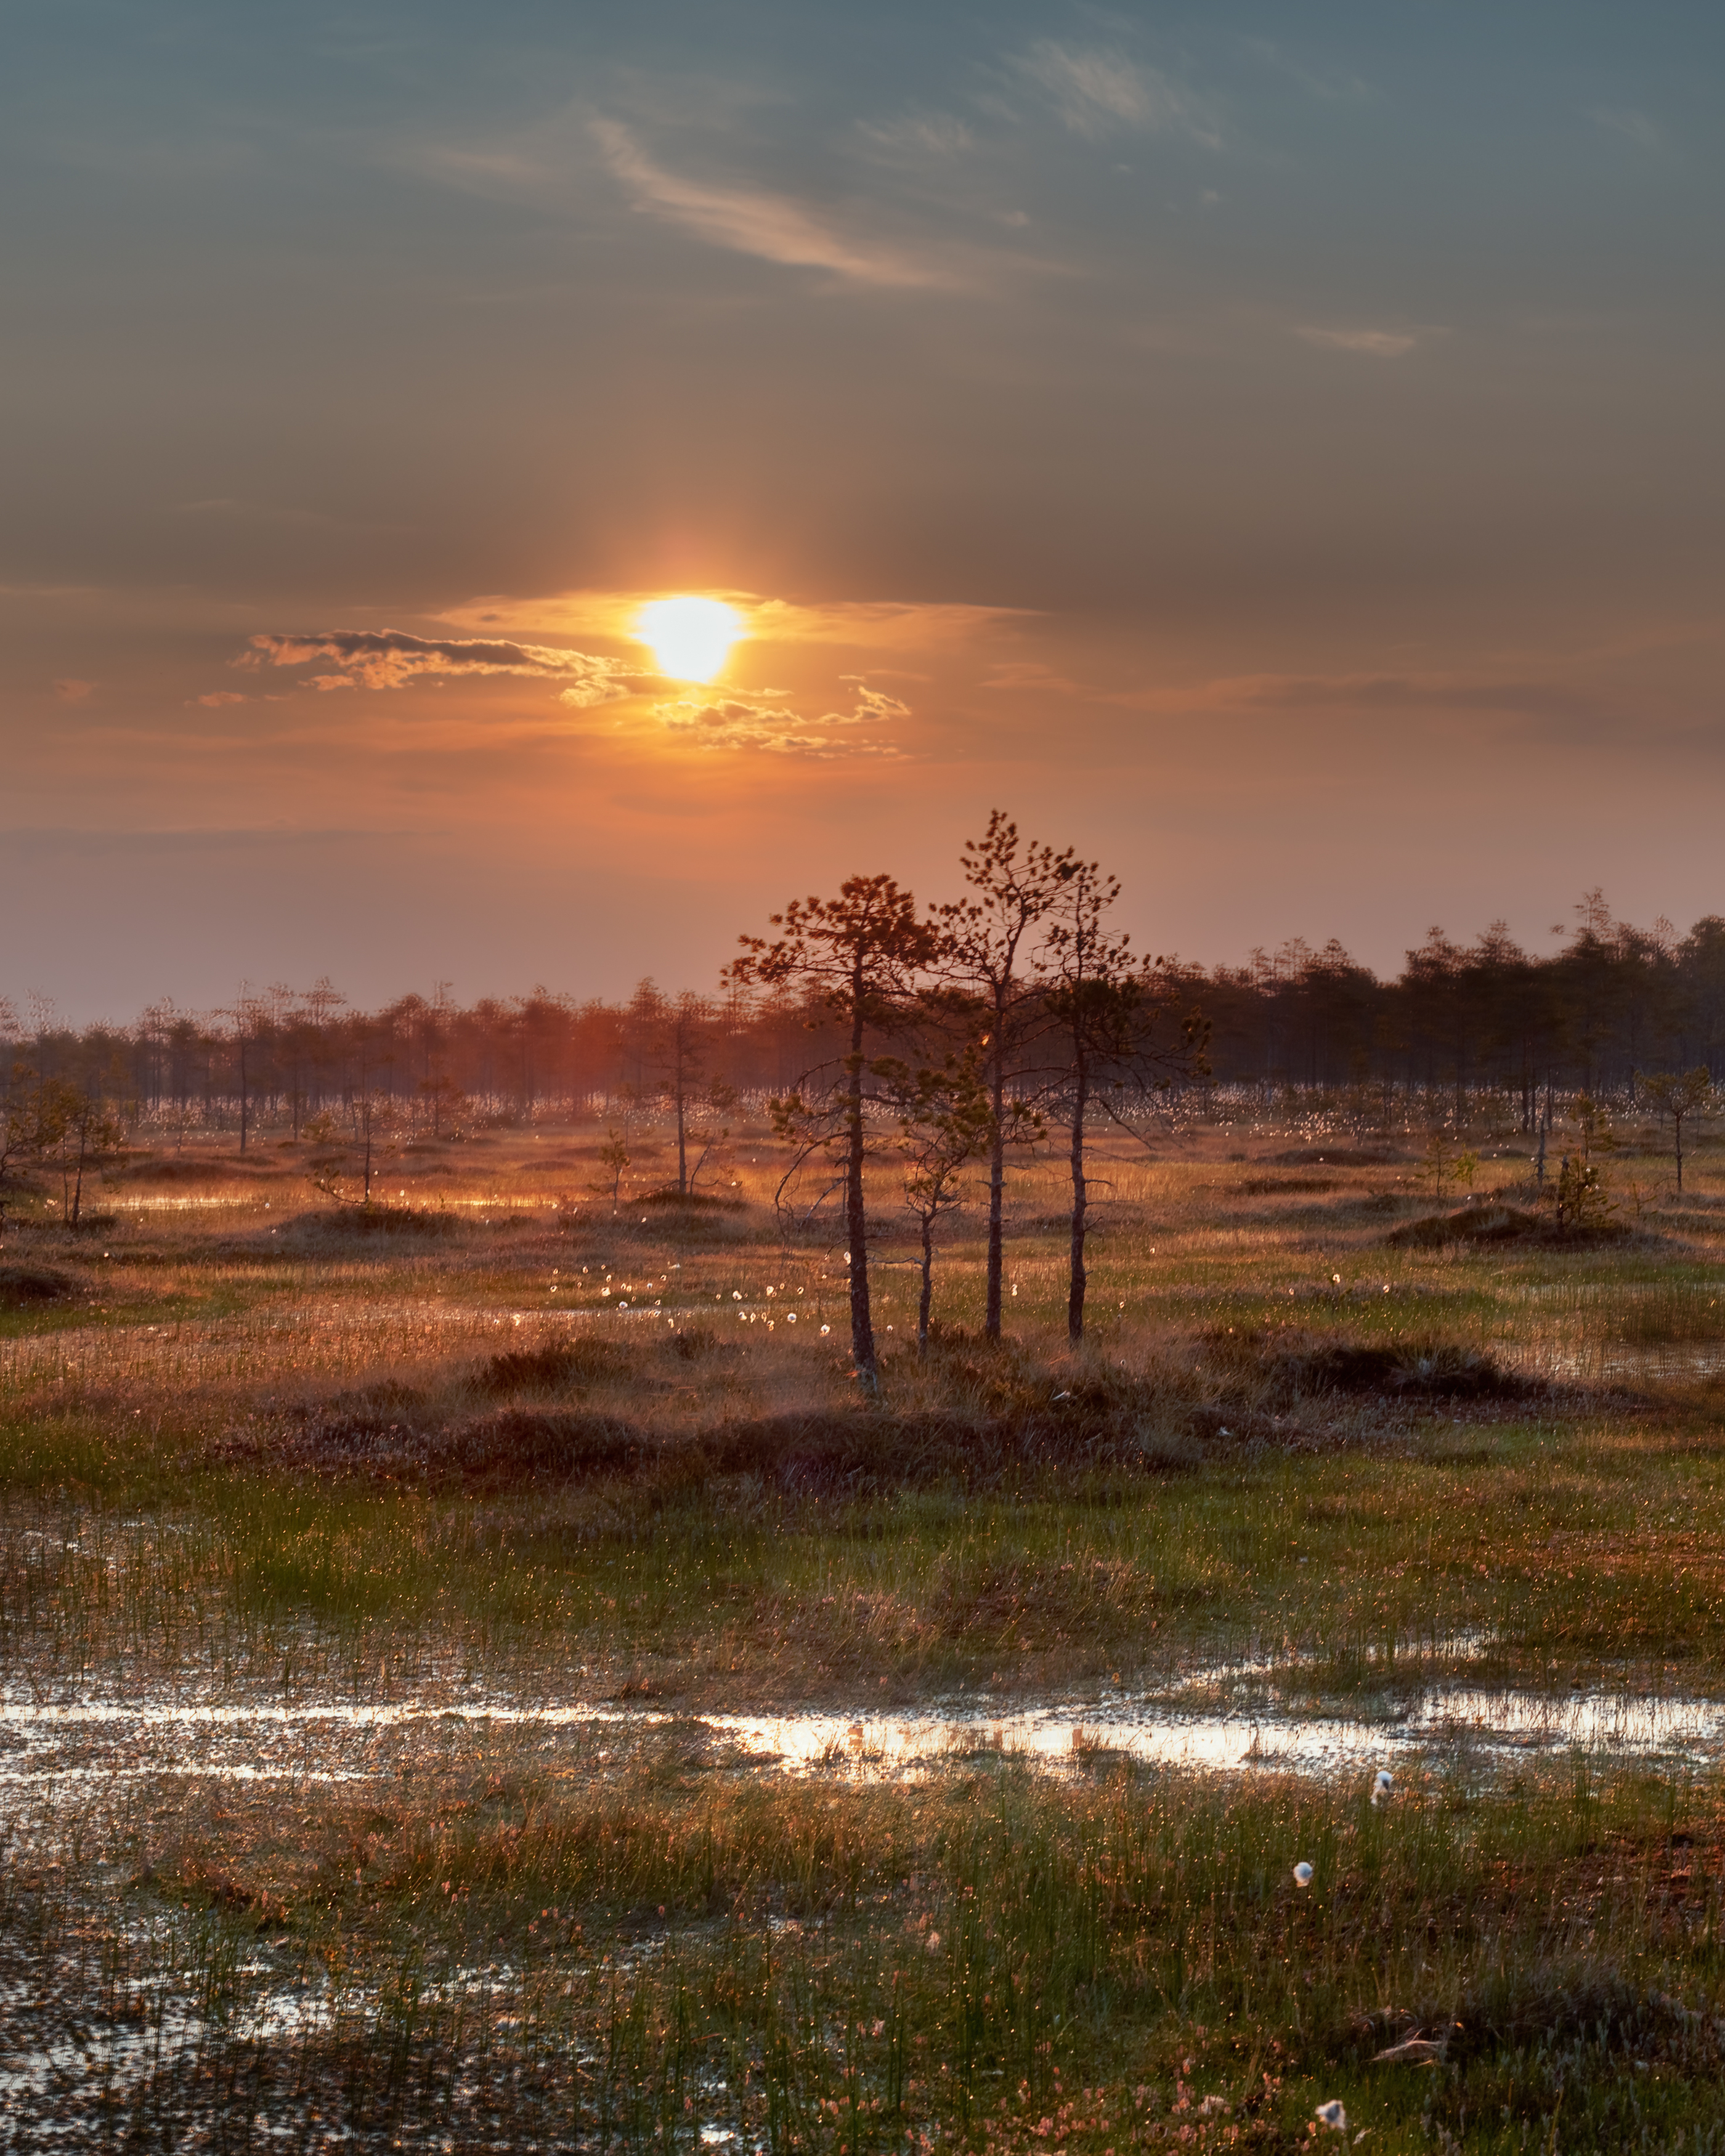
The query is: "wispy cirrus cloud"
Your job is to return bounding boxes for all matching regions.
[1012,43,1220,147]
[855,111,975,159]
[240,629,638,704]
[591,119,957,289]
[1240,38,1371,102]
[838,681,911,723]
[1294,325,1432,359]
[245,619,922,754]
[1587,106,1666,152]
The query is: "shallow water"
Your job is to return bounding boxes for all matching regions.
[4,1664,1723,1807]
[706,1682,1725,1781]
[0,1937,560,2125]
[3,1660,1719,2139]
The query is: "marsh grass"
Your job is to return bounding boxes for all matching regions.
[7,1115,1725,2142]
[10,1398,1725,1724]
[10,1748,1725,2149]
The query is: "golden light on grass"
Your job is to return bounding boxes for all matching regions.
[636,594,742,682]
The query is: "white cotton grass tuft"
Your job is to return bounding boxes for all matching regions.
[1293,1861,1314,1887]
[1314,2098,1347,2131]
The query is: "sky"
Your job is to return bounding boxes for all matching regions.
[5,1,1723,1021]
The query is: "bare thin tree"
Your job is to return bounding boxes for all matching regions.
[684,1077,739,1196]
[876,1045,1008,1355]
[38,1078,124,1228]
[1637,1067,1715,1193]
[651,992,720,1196]
[730,877,940,1392]
[1044,861,1131,1342]
[938,813,1072,1340]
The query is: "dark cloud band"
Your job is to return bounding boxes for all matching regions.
[242,630,635,705]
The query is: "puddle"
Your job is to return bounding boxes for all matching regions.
[0,1942,557,2122]
[706,1684,1725,1781]
[4,1664,1723,1810]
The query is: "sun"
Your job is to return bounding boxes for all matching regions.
[636,596,743,683]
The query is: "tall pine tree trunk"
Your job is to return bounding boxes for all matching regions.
[984,1029,1006,1339]
[1068,1042,1089,1343]
[918,1214,935,1356]
[845,963,878,1387]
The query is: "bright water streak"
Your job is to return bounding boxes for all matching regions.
[5,1677,1725,1801]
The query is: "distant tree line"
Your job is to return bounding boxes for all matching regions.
[1196,891,1725,1115]
[4,887,1721,1135]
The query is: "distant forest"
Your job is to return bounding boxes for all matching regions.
[6,888,1725,1136]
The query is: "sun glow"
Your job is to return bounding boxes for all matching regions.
[637,596,742,683]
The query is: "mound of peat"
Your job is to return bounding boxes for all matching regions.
[1234,1175,1345,1196]
[0,1264,79,1309]
[1387,1202,1638,1250]
[638,1189,748,1212]
[249,1400,1168,1492]
[274,1205,466,1244]
[473,1337,638,1393]
[109,1156,291,1185]
[1336,1968,1698,2070]
[235,1324,1545,1491]
[1260,1332,1529,1402]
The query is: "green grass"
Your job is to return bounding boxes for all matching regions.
[11,1404,1725,1707]
[7,1111,1725,2144]
[13,1743,1725,2149]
